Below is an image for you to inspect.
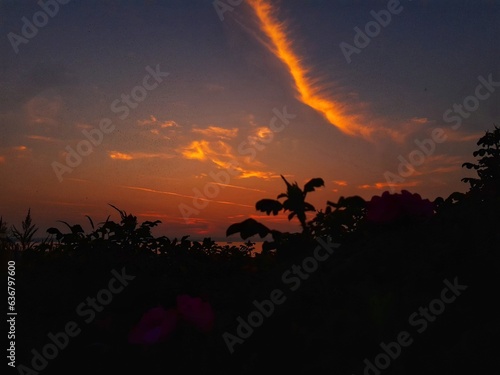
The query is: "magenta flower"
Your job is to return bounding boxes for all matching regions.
[176,294,215,333]
[128,306,178,345]
[128,295,215,345]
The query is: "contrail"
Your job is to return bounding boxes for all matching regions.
[247,0,402,141]
[122,185,254,209]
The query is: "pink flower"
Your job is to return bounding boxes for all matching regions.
[176,294,215,333]
[128,295,215,345]
[128,307,178,345]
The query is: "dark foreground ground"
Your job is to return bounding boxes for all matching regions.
[3,190,499,375]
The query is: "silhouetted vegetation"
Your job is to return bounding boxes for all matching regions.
[2,128,499,375]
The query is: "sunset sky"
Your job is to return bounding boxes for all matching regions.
[0,0,499,241]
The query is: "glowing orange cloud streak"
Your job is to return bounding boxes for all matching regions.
[248,0,377,139]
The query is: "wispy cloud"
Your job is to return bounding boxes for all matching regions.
[24,95,62,127]
[137,116,179,140]
[443,129,485,143]
[26,135,59,142]
[108,150,175,161]
[247,0,417,143]
[137,115,179,128]
[410,117,431,125]
[332,180,348,187]
[213,182,267,193]
[179,139,279,180]
[358,180,420,190]
[416,154,463,175]
[122,185,254,208]
[424,154,463,167]
[191,126,239,139]
[180,140,229,161]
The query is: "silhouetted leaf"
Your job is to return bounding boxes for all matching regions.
[57,221,84,234]
[85,215,95,230]
[226,218,270,239]
[473,149,487,157]
[327,200,339,208]
[280,175,292,188]
[256,199,283,215]
[304,178,324,193]
[108,204,127,219]
[342,196,367,209]
[47,227,63,239]
[142,220,161,227]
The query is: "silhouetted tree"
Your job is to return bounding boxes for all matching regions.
[255,175,324,233]
[462,125,500,202]
[309,195,366,241]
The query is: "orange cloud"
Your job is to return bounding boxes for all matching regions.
[358,180,420,190]
[26,135,58,142]
[108,151,175,160]
[192,126,239,139]
[179,139,279,180]
[332,180,348,186]
[137,115,179,128]
[0,156,5,164]
[247,0,415,143]
[137,116,179,140]
[428,166,461,174]
[410,117,431,125]
[443,129,485,143]
[253,126,273,140]
[181,140,214,161]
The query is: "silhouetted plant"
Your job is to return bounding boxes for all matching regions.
[462,125,500,201]
[0,216,13,251]
[308,195,367,241]
[255,175,324,233]
[226,176,324,256]
[365,190,435,225]
[11,208,38,251]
